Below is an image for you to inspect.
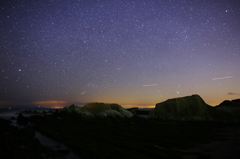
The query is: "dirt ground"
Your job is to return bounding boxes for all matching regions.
[182,125,240,159]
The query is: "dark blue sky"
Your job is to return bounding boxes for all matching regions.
[1,0,240,108]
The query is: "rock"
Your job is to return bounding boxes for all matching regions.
[127,107,138,116]
[61,104,95,118]
[78,108,95,118]
[17,113,28,125]
[211,99,240,121]
[83,102,111,114]
[109,104,124,113]
[62,104,80,113]
[217,99,240,107]
[109,103,133,118]
[61,102,133,118]
[98,110,124,118]
[149,94,210,121]
[10,117,16,120]
[82,102,133,118]
[122,109,133,118]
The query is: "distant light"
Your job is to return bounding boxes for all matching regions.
[18,69,21,71]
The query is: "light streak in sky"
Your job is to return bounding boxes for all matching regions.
[212,76,233,80]
[81,91,86,95]
[143,84,158,87]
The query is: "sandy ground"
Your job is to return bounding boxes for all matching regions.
[182,126,240,159]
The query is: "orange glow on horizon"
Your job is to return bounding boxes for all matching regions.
[0,101,16,105]
[121,104,155,108]
[30,100,68,105]
[28,100,69,108]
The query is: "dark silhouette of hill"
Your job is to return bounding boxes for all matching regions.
[149,95,240,122]
[216,99,240,107]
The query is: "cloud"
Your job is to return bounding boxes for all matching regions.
[143,84,158,87]
[228,92,240,96]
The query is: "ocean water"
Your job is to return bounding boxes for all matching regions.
[0,107,80,158]
[0,108,22,119]
[0,107,60,128]
[0,107,55,119]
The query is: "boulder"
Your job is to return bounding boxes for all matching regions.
[122,109,133,118]
[98,110,124,118]
[62,102,133,118]
[79,109,95,118]
[82,102,133,118]
[109,104,124,113]
[61,104,95,118]
[83,102,111,114]
[149,94,210,121]
[17,113,28,125]
[62,104,80,113]
[109,103,133,118]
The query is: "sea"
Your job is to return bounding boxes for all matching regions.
[0,107,80,159]
[0,107,54,128]
[0,107,55,119]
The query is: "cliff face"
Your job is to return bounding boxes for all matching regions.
[149,94,211,121]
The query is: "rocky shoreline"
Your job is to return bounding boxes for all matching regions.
[1,94,240,158]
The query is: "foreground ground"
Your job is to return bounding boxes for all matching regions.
[182,125,240,159]
[0,117,62,159]
[1,111,240,158]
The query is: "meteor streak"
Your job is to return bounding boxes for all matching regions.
[212,76,233,80]
[81,91,86,95]
[143,84,158,87]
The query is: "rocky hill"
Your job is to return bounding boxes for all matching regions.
[149,94,211,121]
[217,99,240,107]
[61,102,133,118]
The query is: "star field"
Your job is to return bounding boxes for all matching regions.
[1,0,240,108]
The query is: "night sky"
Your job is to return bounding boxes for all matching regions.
[1,0,240,108]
